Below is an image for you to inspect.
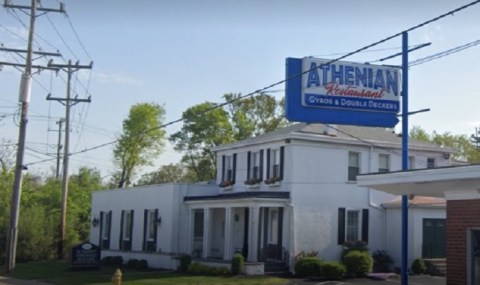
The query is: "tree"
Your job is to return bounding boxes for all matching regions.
[170,102,233,182]
[410,126,480,163]
[136,163,196,185]
[170,93,286,182]
[113,103,166,188]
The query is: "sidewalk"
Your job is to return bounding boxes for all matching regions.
[286,275,446,285]
[0,276,51,285]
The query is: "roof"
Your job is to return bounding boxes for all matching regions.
[383,195,446,208]
[213,123,453,153]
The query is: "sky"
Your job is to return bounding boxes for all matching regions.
[1,0,480,181]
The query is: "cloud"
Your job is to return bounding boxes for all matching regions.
[87,70,143,86]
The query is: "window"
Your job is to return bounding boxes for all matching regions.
[408,156,415,170]
[338,208,369,244]
[221,154,236,185]
[252,151,261,179]
[348,152,360,181]
[266,147,284,183]
[427,158,435,169]
[193,210,204,240]
[378,154,389,173]
[346,210,360,241]
[143,209,157,252]
[120,210,134,250]
[99,211,112,249]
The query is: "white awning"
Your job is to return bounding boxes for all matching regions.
[357,164,480,199]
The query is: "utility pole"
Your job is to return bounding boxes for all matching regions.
[47,59,93,259]
[55,118,65,179]
[3,0,64,273]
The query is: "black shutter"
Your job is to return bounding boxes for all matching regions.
[143,210,148,251]
[338,208,346,245]
[119,210,124,250]
[277,207,284,259]
[99,211,104,247]
[232,153,237,183]
[221,155,226,181]
[106,210,112,249]
[259,150,264,180]
[129,210,134,250]
[362,209,369,243]
[247,151,251,180]
[279,146,285,180]
[266,149,271,178]
[153,209,158,250]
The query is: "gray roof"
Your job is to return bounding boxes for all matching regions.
[214,123,453,153]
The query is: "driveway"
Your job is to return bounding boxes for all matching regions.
[286,275,446,285]
[0,277,51,285]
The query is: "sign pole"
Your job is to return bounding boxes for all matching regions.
[401,31,409,285]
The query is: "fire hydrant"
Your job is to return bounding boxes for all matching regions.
[112,268,122,285]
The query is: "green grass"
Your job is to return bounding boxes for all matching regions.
[2,261,288,285]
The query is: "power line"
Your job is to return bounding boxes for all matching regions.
[65,12,92,61]
[409,39,480,66]
[24,0,480,167]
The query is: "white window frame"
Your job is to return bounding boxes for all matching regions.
[224,155,233,181]
[378,154,390,173]
[427,157,435,169]
[102,211,111,240]
[348,152,360,181]
[146,210,156,241]
[345,209,362,242]
[271,149,280,177]
[251,151,261,179]
[123,211,132,241]
[408,156,415,170]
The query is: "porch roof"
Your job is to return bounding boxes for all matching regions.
[184,191,290,202]
[357,164,480,198]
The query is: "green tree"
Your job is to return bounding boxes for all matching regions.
[137,163,196,185]
[113,103,166,188]
[170,102,233,181]
[410,126,480,163]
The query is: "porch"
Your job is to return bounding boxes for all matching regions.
[184,191,291,274]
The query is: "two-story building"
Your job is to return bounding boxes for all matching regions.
[90,123,453,273]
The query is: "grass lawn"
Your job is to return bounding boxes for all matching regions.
[2,261,289,285]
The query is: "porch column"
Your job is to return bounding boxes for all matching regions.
[223,207,233,260]
[248,206,260,262]
[186,208,194,255]
[202,208,211,259]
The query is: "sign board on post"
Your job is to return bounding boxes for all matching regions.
[70,242,101,271]
[285,57,401,127]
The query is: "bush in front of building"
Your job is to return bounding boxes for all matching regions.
[341,241,368,259]
[188,262,230,276]
[321,261,346,280]
[372,250,394,272]
[342,250,373,277]
[411,258,426,274]
[101,255,124,266]
[177,254,192,272]
[230,254,245,275]
[126,258,149,270]
[294,257,323,277]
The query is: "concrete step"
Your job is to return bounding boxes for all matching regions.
[424,258,446,276]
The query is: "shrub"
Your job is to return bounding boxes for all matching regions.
[341,241,368,259]
[321,261,346,280]
[372,250,393,272]
[342,250,373,277]
[294,250,319,262]
[102,255,123,266]
[231,254,245,275]
[188,262,230,276]
[138,259,148,270]
[178,255,192,272]
[294,257,323,277]
[411,258,426,274]
[126,258,139,269]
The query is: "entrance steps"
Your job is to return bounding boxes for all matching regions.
[264,261,289,276]
[424,258,446,276]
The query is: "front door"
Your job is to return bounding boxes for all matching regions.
[422,218,446,258]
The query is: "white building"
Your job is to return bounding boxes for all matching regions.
[90,123,453,273]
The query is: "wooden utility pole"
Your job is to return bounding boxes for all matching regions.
[55,118,65,179]
[47,60,93,259]
[3,0,64,273]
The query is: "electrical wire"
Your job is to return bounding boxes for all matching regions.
[64,12,92,61]
[24,0,480,167]
[409,39,480,67]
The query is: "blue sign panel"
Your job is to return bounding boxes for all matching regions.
[286,57,400,127]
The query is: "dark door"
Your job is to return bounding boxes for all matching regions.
[422,218,446,258]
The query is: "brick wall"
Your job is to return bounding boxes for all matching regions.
[446,199,480,285]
